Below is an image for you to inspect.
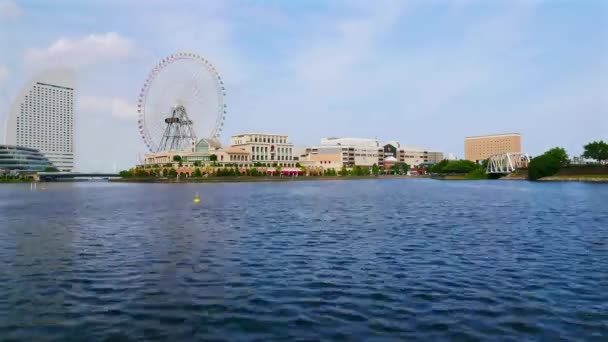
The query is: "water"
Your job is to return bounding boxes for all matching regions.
[1,179,607,341]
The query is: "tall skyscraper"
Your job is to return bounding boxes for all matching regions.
[5,69,75,171]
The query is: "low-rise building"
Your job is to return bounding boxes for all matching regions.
[0,145,54,172]
[427,151,444,164]
[320,137,381,167]
[143,138,217,166]
[230,133,295,167]
[299,146,345,170]
[381,142,441,167]
[214,146,250,165]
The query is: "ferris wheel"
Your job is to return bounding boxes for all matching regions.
[137,52,226,153]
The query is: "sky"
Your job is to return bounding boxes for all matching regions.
[0,0,607,172]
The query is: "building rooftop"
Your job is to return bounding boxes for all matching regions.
[321,137,380,148]
[232,133,289,137]
[465,133,521,139]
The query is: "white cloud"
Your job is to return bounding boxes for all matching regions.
[0,0,22,21]
[78,95,137,120]
[25,32,134,69]
[289,1,408,89]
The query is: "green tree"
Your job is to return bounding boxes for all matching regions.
[442,160,478,174]
[529,154,561,181]
[401,163,410,174]
[178,161,183,167]
[135,169,148,177]
[168,168,177,178]
[119,170,132,178]
[429,160,449,174]
[193,168,202,177]
[392,164,400,175]
[173,155,182,162]
[193,161,201,167]
[210,154,218,162]
[43,166,59,172]
[583,140,608,164]
[295,162,301,168]
[466,168,488,180]
[544,147,569,167]
[340,166,349,176]
[372,163,379,175]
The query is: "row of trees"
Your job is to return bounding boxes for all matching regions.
[120,163,416,179]
[428,159,480,174]
[582,140,608,164]
[528,141,607,181]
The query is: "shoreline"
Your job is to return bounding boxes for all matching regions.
[110,175,431,184]
[538,175,608,183]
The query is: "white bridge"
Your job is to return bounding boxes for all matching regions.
[486,152,530,174]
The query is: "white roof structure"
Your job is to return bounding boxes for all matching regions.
[321,137,380,148]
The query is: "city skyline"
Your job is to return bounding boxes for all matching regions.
[1,0,606,172]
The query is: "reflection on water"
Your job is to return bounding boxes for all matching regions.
[1,180,607,340]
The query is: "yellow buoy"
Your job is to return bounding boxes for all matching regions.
[193,192,201,204]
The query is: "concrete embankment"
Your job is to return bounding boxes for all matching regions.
[539,166,608,182]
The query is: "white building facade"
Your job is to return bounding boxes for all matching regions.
[319,137,381,167]
[5,69,75,171]
[230,133,295,167]
[299,137,381,168]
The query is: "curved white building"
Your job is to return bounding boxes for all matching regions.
[5,69,75,171]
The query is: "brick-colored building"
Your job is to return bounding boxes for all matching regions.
[464,133,521,162]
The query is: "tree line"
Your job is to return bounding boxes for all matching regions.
[528,140,607,180]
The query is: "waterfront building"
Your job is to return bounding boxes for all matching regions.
[5,69,76,171]
[299,146,345,170]
[230,133,295,167]
[0,145,54,172]
[381,142,442,167]
[427,151,444,164]
[143,138,217,165]
[214,146,250,165]
[465,133,521,163]
[319,137,381,167]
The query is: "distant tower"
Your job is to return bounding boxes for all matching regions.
[5,69,76,171]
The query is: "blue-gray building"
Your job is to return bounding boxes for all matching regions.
[0,145,54,172]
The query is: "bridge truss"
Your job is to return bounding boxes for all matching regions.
[486,152,530,174]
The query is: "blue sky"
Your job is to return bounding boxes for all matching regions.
[0,0,606,171]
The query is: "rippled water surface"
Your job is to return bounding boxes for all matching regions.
[1,180,607,340]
